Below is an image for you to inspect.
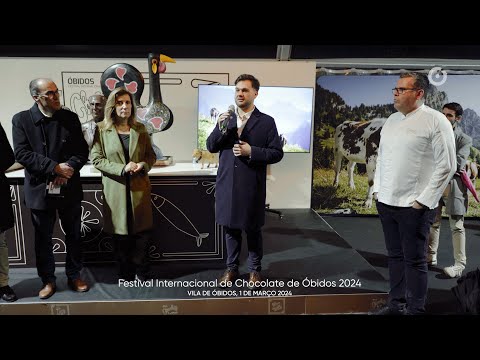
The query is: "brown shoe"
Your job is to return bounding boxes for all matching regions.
[68,278,90,292]
[218,269,239,286]
[248,271,264,289]
[39,283,56,299]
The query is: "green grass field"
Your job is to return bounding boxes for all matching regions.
[312,168,480,217]
[198,116,215,150]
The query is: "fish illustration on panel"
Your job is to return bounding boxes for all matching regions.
[151,193,209,247]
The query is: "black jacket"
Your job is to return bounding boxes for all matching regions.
[12,104,88,210]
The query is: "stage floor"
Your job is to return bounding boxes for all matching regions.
[324,215,480,314]
[1,209,389,315]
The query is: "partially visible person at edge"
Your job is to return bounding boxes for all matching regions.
[428,102,472,278]
[0,123,18,302]
[82,94,106,152]
[371,72,456,315]
[91,87,156,281]
[12,78,90,300]
[206,74,284,289]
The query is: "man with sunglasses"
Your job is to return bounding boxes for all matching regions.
[12,78,90,299]
[371,72,456,315]
[428,102,472,278]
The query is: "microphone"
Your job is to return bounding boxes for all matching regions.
[219,105,236,134]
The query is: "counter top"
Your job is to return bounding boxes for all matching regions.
[6,162,218,178]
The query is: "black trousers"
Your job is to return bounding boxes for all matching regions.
[113,231,151,280]
[377,201,435,314]
[30,203,83,284]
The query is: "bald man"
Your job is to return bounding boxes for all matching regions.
[82,94,106,151]
[12,78,90,299]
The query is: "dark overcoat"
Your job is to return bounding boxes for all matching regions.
[0,124,15,232]
[12,104,88,210]
[207,107,283,230]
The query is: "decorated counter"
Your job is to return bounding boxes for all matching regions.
[6,163,222,267]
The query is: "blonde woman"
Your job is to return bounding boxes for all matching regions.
[91,87,156,280]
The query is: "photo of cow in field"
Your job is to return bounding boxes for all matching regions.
[210,107,219,122]
[313,74,480,216]
[333,118,386,208]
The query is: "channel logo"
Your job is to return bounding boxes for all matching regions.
[428,67,447,86]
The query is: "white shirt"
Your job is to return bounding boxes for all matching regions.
[372,104,456,209]
[236,106,255,135]
[82,120,97,150]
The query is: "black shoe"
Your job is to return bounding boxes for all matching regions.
[136,272,155,281]
[368,306,405,315]
[120,274,135,281]
[0,285,18,302]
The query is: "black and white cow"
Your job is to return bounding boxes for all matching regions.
[210,107,219,122]
[333,118,387,208]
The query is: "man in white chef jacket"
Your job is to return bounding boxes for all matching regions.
[371,72,456,315]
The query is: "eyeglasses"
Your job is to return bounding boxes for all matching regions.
[38,89,62,99]
[392,87,419,95]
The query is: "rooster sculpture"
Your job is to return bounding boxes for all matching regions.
[100,53,176,159]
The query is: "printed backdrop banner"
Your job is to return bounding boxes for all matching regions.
[311,72,480,217]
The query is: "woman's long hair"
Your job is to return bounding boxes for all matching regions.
[102,87,137,129]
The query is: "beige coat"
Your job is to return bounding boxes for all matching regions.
[91,121,156,235]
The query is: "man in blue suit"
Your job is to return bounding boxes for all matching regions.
[207,74,284,288]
